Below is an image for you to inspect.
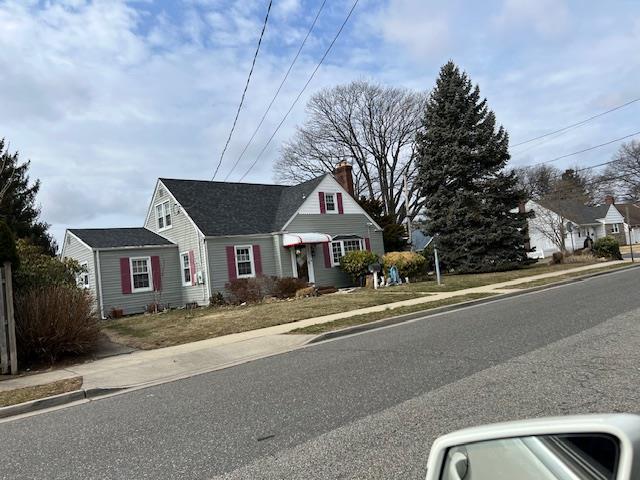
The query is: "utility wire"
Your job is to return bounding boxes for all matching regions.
[223,0,327,182]
[237,0,360,182]
[511,97,640,148]
[211,0,273,180]
[527,130,640,167]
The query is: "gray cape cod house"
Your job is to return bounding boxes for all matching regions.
[62,163,384,318]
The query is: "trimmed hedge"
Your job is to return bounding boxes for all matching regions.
[382,251,427,280]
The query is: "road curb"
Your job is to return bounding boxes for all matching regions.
[0,386,124,419]
[305,263,640,345]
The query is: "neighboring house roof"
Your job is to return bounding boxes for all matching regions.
[159,175,326,236]
[68,228,175,249]
[536,199,608,225]
[411,229,432,251]
[614,203,640,226]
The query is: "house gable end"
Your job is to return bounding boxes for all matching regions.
[281,175,382,231]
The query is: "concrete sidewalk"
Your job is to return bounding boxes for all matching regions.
[0,260,632,400]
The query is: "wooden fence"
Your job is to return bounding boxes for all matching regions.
[0,262,17,374]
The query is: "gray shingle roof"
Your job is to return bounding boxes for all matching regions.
[69,228,175,249]
[614,203,640,226]
[537,199,608,225]
[160,175,326,236]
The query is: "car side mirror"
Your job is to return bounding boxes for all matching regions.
[425,414,640,480]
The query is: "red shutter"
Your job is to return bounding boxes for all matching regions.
[337,192,344,214]
[364,238,371,251]
[151,256,162,291]
[120,258,132,294]
[319,192,326,214]
[188,250,196,286]
[323,242,332,268]
[252,245,263,276]
[226,246,237,281]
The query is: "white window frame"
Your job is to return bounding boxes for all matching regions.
[330,238,364,267]
[324,193,337,214]
[180,252,192,286]
[78,261,90,289]
[155,200,172,231]
[612,223,620,234]
[234,245,255,278]
[130,256,153,293]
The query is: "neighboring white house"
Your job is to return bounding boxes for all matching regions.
[525,196,638,259]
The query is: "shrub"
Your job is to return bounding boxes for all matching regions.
[209,291,227,307]
[14,240,83,290]
[273,277,308,299]
[593,236,622,260]
[383,251,427,280]
[224,275,276,304]
[15,285,100,363]
[339,250,379,284]
[563,253,596,264]
[551,251,564,264]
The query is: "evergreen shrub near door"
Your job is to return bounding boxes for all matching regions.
[340,250,379,285]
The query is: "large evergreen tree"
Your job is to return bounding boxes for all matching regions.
[416,62,530,273]
[0,138,56,255]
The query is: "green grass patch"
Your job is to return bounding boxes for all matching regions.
[289,293,496,335]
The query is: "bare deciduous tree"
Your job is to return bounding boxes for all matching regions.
[600,140,640,201]
[274,81,427,224]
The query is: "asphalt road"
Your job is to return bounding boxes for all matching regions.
[2,267,640,479]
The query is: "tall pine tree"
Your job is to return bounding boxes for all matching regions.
[416,62,530,273]
[0,138,56,255]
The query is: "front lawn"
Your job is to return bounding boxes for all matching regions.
[103,289,425,350]
[102,260,619,350]
[394,261,605,293]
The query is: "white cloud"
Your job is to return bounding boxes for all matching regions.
[493,0,570,38]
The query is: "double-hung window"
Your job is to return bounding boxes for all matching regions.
[181,253,191,286]
[78,262,89,289]
[612,223,620,234]
[324,193,336,213]
[156,200,172,231]
[130,257,152,292]
[331,238,363,266]
[235,246,255,278]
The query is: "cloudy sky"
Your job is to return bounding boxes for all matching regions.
[1,0,639,245]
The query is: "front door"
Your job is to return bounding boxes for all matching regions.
[295,247,310,282]
[292,246,315,283]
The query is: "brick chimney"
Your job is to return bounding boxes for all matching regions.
[333,160,354,197]
[605,195,615,205]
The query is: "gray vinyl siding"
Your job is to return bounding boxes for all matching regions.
[206,235,279,295]
[145,182,208,305]
[61,233,99,309]
[286,213,384,288]
[98,247,181,316]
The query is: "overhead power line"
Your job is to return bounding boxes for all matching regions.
[511,97,640,148]
[223,0,328,182]
[211,0,273,181]
[237,0,360,182]
[528,130,640,167]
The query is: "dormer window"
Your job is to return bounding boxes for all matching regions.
[325,193,336,213]
[156,200,172,231]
